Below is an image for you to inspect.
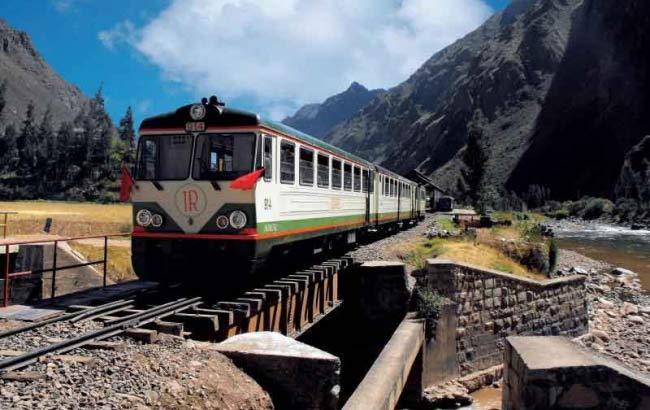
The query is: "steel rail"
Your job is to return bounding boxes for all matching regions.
[69,304,135,324]
[0,296,202,373]
[0,299,134,339]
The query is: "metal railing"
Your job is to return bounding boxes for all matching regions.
[1,233,131,307]
[0,212,17,239]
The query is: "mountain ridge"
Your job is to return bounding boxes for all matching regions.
[312,0,650,202]
[0,18,88,128]
[282,82,385,139]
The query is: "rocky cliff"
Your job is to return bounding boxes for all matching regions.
[282,82,384,139]
[321,0,650,200]
[616,135,650,204]
[0,19,87,128]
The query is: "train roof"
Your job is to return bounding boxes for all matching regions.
[139,101,415,183]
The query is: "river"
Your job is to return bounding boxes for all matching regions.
[553,222,650,291]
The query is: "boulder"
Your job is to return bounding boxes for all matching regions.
[612,267,637,277]
[628,315,645,325]
[622,302,639,316]
[571,266,588,275]
[215,332,340,410]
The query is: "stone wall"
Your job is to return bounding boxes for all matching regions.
[504,336,650,409]
[418,259,588,375]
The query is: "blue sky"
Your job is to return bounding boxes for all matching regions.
[0,0,510,127]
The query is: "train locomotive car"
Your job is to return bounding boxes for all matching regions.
[130,97,425,282]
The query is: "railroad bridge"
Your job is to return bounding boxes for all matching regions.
[1,223,645,410]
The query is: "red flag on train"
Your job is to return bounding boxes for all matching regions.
[229,168,265,191]
[119,165,134,202]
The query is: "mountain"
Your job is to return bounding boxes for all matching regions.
[282,82,385,139]
[324,0,650,201]
[0,19,87,128]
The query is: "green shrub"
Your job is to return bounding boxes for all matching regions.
[542,201,562,212]
[582,198,614,220]
[546,208,569,220]
[415,288,443,340]
[614,198,639,222]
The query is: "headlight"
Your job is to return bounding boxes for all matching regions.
[229,210,247,230]
[216,215,229,229]
[136,209,152,227]
[151,214,164,228]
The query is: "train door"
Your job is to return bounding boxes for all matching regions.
[395,180,402,222]
[255,133,276,228]
[411,185,416,220]
[365,169,372,226]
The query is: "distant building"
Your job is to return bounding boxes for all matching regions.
[405,169,452,212]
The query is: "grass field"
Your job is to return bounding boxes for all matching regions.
[0,201,132,237]
[70,241,135,283]
[0,201,135,283]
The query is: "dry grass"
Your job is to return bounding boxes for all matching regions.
[0,201,132,237]
[437,240,547,280]
[69,241,136,283]
[394,236,547,281]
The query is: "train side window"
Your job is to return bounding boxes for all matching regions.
[263,135,272,182]
[353,166,361,192]
[332,159,342,190]
[384,177,389,197]
[299,147,314,186]
[343,163,352,191]
[362,170,369,193]
[317,153,329,188]
[280,140,295,184]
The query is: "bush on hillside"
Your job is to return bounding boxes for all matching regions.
[546,208,569,220]
[614,198,639,222]
[582,198,614,220]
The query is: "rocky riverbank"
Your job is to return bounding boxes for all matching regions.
[569,260,650,376]
[554,245,650,376]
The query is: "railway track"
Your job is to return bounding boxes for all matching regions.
[0,255,354,375]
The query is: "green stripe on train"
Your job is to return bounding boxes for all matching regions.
[257,212,401,234]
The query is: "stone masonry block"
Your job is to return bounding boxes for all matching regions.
[215,332,340,410]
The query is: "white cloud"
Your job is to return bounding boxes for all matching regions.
[100,0,493,119]
[52,0,73,12]
[98,21,137,50]
[52,0,87,13]
[136,99,152,114]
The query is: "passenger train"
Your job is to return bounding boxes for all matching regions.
[128,97,426,282]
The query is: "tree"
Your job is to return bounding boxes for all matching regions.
[88,85,114,173]
[17,102,38,172]
[117,106,135,165]
[2,124,18,170]
[39,107,58,186]
[461,127,487,205]
[0,79,7,123]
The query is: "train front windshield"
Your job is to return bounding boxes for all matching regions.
[135,134,193,180]
[134,133,256,181]
[192,133,256,180]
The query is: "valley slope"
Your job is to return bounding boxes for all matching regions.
[314,0,650,201]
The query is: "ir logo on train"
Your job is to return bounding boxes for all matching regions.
[175,184,207,217]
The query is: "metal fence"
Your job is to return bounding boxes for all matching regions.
[1,233,131,307]
[0,212,17,239]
